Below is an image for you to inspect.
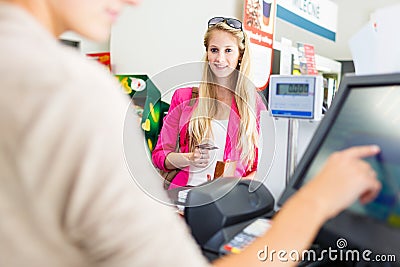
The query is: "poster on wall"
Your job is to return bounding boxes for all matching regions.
[86,52,112,71]
[243,0,276,91]
[115,74,169,152]
[297,42,318,75]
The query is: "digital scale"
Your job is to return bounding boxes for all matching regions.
[268,75,325,185]
[269,75,324,121]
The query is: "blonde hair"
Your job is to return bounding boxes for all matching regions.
[188,22,259,170]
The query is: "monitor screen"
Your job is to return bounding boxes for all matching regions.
[278,73,400,262]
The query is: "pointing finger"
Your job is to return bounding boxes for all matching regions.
[342,145,380,159]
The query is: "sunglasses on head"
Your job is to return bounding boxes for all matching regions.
[208,17,243,31]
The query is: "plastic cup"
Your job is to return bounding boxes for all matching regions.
[263,0,272,26]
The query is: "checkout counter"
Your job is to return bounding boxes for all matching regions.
[175,74,400,266]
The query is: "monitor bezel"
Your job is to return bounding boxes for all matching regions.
[278,72,400,261]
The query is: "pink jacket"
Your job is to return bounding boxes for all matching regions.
[152,87,267,189]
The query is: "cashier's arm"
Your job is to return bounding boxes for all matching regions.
[213,145,381,267]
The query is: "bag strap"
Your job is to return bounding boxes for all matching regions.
[189,87,199,106]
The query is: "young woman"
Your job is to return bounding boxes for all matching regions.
[152,17,267,189]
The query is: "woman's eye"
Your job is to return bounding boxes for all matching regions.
[226,48,232,53]
[210,48,218,53]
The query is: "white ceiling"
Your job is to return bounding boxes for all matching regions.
[274,0,400,60]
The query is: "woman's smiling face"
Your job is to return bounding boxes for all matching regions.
[206,29,240,78]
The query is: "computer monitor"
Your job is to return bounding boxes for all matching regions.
[278,73,400,262]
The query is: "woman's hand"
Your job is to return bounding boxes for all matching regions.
[164,148,211,170]
[190,147,210,168]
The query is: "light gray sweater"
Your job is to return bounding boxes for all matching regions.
[0,3,209,267]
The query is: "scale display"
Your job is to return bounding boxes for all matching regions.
[269,75,323,120]
[276,83,309,96]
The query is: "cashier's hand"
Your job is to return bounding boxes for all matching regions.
[190,147,210,168]
[298,145,382,220]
